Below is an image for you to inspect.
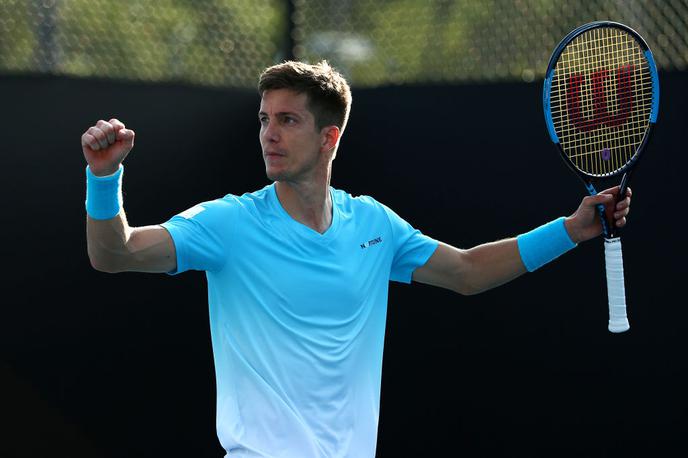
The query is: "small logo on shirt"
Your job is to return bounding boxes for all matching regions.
[360,236,383,249]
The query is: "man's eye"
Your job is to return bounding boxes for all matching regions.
[284,117,296,124]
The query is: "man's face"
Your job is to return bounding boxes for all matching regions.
[259,89,325,183]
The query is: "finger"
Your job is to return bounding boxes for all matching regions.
[110,118,126,134]
[117,129,134,141]
[598,185,631,200]
[585,193,613,207]
[81,132,100,151]
[615,216,627,227]
[598,185,620,196]
[614,207,630,219]
[87,126,109,149]
[96,119,116,144]
[616,196,631,210]
[116,127,135,145]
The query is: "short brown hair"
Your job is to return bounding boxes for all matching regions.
[258,60,352,133]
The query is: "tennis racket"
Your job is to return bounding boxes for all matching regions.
[543,21,660,333]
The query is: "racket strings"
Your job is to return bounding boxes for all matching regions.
[562,29,648,174]
[557,28,651,175]
[549,27,654,177]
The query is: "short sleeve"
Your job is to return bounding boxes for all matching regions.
[380,203,439,284]
[161,199,233,275]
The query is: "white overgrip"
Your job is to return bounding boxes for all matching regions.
[604,237,630,333]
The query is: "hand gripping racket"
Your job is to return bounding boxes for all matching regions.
[543,21,660,333]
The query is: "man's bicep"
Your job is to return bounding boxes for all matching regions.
[124,224,177,273]
[412,242,470,293]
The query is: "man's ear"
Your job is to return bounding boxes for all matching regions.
[320,125,341,153]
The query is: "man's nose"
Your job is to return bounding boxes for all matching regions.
[263,123,279,142]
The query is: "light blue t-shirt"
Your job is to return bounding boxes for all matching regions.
[162,183,438,457]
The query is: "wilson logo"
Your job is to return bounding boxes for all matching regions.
[360,236,382,249]
[566,64,634,132]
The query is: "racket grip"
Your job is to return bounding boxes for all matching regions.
[604,237,630,333]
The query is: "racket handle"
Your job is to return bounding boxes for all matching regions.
[604,237,630,333]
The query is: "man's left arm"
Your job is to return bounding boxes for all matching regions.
[412,186,631,295]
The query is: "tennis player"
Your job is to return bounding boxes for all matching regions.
[83,60,631,457]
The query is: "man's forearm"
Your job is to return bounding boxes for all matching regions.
[412,239,526,295]
[460,238,527,295]
[86,212,133,273]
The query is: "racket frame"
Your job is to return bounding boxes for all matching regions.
[541,21,660,332]
[543,20,659,238]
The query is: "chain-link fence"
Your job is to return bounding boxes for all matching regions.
[1,0,686,88]
[0,0,285,87]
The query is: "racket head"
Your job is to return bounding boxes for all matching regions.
[543,21,660,180]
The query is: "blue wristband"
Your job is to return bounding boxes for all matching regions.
[85,165,123,220]
[516,217,577,272]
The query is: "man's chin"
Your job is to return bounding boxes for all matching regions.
[266,168,285,182]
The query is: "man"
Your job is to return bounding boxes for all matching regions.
[83,60,631,457]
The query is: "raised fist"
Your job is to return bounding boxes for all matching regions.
[82,118,135,176]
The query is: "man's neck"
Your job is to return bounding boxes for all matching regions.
[275,177,333,234]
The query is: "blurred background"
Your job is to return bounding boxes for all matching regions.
[1,1,687,457]
[2,0,687,85]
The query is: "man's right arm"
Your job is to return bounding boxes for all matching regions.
[87,215,176,274]
[83,118,176,274]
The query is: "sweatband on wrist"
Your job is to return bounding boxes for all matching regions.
[516,217,577,272]
[85,165,123,220]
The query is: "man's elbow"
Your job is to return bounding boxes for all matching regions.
[452,283,484,296]
[89,257,119,273]
[448,260,484,296]
[88,249,125,274]
[450,263,489,296]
